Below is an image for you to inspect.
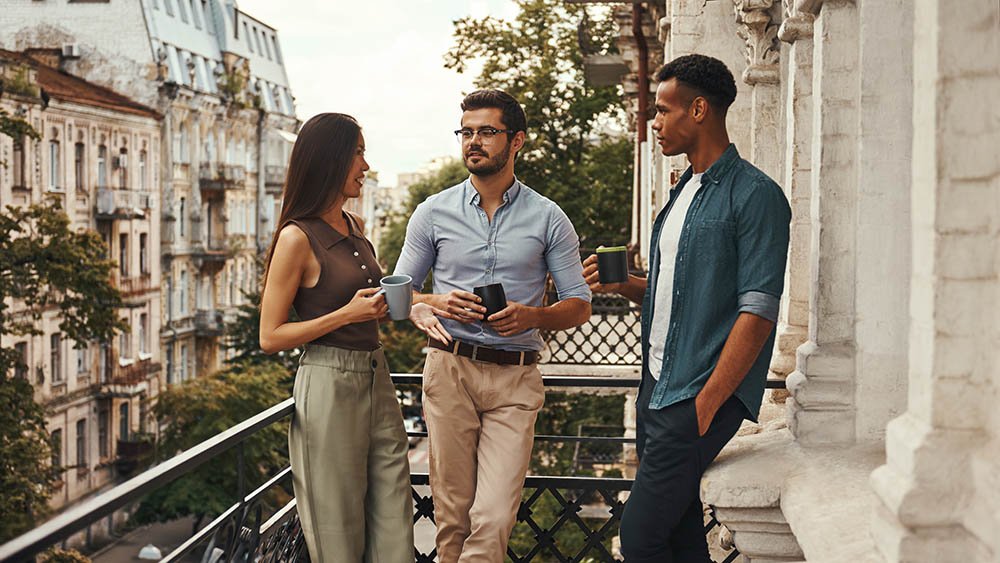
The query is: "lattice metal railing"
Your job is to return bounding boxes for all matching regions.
[0,376,746,563]
[542,293,643,365]
[410,473,634,563]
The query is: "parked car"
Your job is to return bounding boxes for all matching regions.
[403,416,425,447]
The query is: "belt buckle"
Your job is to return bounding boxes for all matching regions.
[471,344,482,362]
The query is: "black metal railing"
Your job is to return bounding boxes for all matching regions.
[542,293,642,365]
[0,375,769,563]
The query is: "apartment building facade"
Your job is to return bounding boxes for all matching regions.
[0,0,299,383]
[0,48,162,509]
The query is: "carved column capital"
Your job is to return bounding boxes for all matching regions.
[778,0,817,42]
[734,0,780,84]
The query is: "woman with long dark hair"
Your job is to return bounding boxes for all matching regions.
[259,113,450,561]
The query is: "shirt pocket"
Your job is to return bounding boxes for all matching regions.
[693,219,737,268]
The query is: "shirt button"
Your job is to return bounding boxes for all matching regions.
[486,269,491,274]
[367,278,373,284]
[361,264,367,270]
[353,251,359,257]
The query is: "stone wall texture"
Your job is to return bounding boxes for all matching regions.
[656,0,999,560]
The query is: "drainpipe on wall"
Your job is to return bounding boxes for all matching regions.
[256,108,265,254]
[158,81,178,391]
[629,3,649,268]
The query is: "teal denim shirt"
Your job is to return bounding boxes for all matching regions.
[640,144,791,421]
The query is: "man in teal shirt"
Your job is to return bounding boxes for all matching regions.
[584,54,791,561]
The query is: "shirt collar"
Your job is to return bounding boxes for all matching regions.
[700,143,740,185]
[309,214,362,248]
[465,176,522,206]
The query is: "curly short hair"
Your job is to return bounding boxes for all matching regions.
[461,89,527,133]
[656,54,737,114]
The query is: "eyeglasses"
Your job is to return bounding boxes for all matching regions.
[453,127,515,143]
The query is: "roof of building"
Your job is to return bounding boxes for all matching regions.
[0,49,162,120]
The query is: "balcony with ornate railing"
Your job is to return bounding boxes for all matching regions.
[95,188,154,220]
[199,162,247,192]
[265,164,286,193]
[117,274,153,298]
[0,368,786,562]
[190,218,230,268]
[98,355,157,391]
[195,309,224,337]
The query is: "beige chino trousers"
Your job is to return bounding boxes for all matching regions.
[288,345,413,563]
[422,348,545,562]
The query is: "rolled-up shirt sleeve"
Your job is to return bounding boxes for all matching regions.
[545,205,592,303]
[393,201,436,292]
[735,178,791,323]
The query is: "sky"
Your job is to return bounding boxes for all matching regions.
[236,0,520,187]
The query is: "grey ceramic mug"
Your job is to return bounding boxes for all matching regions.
[378,274,413,321]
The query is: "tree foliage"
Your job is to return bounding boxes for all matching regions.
[0,196,125,542]
[444,0,633,247]
[133,362,292,530]
[0,107,40,163]
[0,377,63,543]
[224,258,300,375]
[378,159,468,374]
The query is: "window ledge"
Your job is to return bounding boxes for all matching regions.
[119,357,135,367]
[138,352,152,361]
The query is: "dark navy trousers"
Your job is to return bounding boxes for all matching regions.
[619,373,746,562]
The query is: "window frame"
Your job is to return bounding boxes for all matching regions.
[50,333,63,383]
[48,140,61,191]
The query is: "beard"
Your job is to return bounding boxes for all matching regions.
[464,141,512,177]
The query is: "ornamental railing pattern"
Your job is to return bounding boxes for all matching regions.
[0,376,762,563]
[541,293,642,365]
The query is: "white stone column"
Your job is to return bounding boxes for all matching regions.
[769,0,814,393]
[734,0,782,181]
[784,0,859,446]
[870,0,1000,560]
[852,0,913,442]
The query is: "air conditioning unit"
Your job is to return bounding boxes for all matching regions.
[62,44,81,59]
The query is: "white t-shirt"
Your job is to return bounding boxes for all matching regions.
[648,173,703,380]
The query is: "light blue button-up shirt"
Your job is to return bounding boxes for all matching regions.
[394,177,591,351]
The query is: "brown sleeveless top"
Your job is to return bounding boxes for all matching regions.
[289,214,382,351]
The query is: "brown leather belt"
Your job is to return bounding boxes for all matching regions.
[428,338,538,366]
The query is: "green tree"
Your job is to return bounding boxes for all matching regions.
[444,0,633,247]
[223,258,300,374]
[378,158,468,374]
[0,195,126,541]
[133,362,292,532]
[40,548,90,563]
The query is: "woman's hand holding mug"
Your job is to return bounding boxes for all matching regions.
[343,287,388,322]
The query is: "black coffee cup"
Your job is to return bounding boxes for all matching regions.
[596,246,629,284]
[473,283,507,319]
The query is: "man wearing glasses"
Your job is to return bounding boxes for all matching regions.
[394,89,591,561]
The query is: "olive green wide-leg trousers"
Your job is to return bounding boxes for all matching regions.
[289,344,413,562]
